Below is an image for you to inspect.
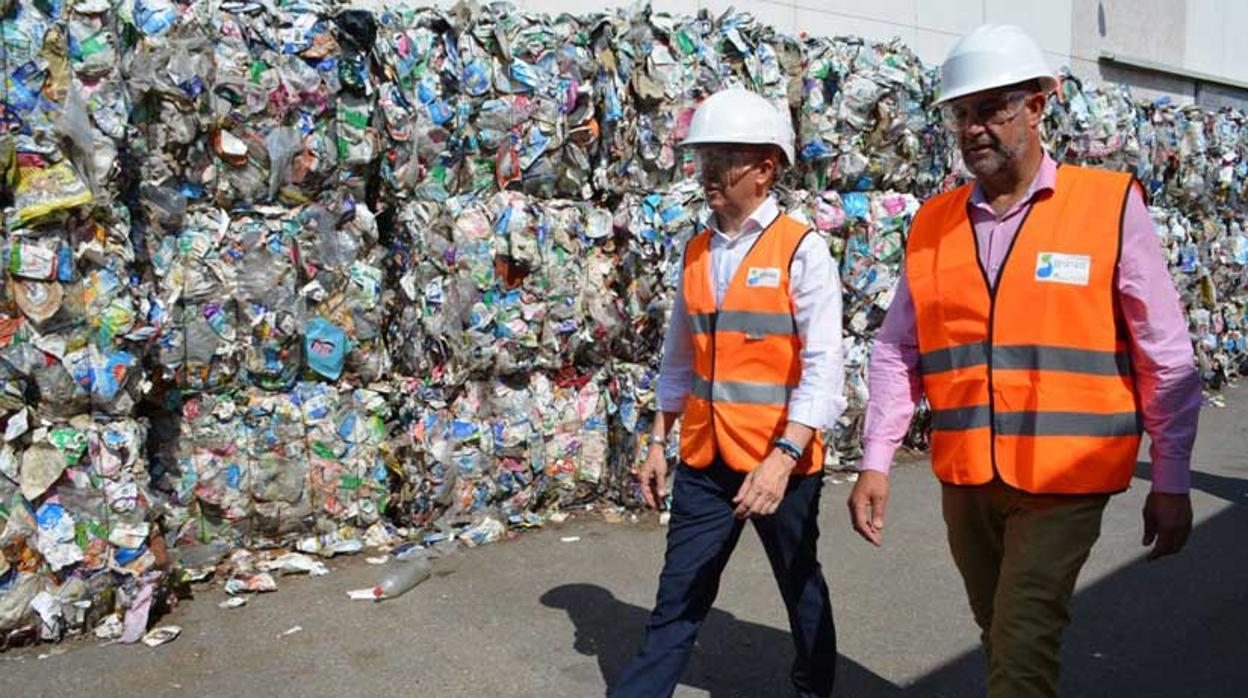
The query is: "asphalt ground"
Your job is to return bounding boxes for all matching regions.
[3,384,1245,697]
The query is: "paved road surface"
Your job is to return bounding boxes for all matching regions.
[4,385,1246,697]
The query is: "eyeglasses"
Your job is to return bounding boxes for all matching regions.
[940,91,1037,131]
[693,150,760,183]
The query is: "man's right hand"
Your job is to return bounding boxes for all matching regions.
[637,445,669,510]
[848,470,890,546]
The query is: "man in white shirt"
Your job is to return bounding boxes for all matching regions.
[610,88,847,698]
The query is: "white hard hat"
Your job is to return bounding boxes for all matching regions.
[680,88,795,166]
[934,24,1059,105]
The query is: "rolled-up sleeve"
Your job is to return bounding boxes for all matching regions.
[787,233,847,431]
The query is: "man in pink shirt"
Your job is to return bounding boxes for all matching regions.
[848,25,1201,697]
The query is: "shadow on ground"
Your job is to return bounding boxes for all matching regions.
[908,463,1248,698]
[541,583,903,697]
[544,465,1248,697]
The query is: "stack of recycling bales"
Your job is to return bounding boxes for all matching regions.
[1140,99,1248,387]
[1044,72,1248,387]
[0,0,168,645]
[1,0,1246,645]
[127,2,397,563]
[384,187,629,528]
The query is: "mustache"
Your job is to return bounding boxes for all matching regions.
[961,133,1001,152]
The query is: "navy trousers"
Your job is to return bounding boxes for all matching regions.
[610,462,837,698]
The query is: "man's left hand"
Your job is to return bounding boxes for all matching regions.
[1142,491,1193,560]
[733,450,794,519]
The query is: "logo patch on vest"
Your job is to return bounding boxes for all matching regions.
[746,267,781,288]
[1035,252,1091,286]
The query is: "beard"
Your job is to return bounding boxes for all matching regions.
[960,132,1027,181]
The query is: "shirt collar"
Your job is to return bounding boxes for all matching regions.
[968,151,1058,214]
[707,196,779,242]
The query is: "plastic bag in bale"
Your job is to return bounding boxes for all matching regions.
[797,35,942,196]
[230,207,305,391]
[122,0,217,195]
[162,392,252,547]
[237,388,311,539]
[208,2,340,207]
[145,206,239,394]
[385,199,472,388]
[295,199,390,384]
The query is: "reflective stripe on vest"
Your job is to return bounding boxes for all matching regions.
[930,405,1142,436]
[906,164,1143,494]
[688,311,797,337]
[690,375,793,405]
[678,213,825,475]
[919,342,1132,376]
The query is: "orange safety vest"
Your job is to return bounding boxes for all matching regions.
[679,213,825,476]
[906,164,1143,494]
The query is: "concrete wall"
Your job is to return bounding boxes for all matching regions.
[385,0,1248,109]
[1069,0,1248,108]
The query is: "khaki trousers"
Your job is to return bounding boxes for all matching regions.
[942,479,1110,698]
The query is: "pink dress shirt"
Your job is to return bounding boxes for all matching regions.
[862,153,1202,493]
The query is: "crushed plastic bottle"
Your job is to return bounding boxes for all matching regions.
[349,558,432,601]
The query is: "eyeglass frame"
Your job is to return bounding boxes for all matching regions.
[939,90,1041,131]
[691,147,772,185]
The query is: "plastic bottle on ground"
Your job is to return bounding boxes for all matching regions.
[371,559,432,600]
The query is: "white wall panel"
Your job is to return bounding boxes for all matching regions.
[791,0,917,26]
[913,27,960,66]
[985,0,1074,57]
[1185,0,1248,83]
[916,0,985,36]
[793,6,916,46]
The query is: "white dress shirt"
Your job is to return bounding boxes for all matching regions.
[656,196,847,431]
